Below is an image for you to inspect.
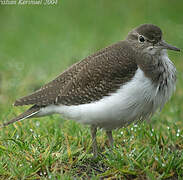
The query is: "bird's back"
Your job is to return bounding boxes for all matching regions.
[14,40,138,107]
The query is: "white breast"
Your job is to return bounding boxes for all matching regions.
[38,52,176,130]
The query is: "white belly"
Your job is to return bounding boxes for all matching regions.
[38,59,176,130]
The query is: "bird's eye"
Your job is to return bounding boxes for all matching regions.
[139,35,145,43]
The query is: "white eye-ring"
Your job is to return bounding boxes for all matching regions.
[138,35,145,43]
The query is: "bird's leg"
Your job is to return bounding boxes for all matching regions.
[106,130,114,148]
[90,125,98,158]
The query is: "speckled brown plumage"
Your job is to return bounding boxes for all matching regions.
[14,40,138,106]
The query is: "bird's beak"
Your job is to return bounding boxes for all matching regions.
[159,40,180,52]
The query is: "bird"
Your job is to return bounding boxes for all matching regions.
[1,24,180,157]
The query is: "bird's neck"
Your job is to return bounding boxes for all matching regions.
[138,50,176,85]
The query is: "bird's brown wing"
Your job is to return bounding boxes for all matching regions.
[14,40,138,107]
[0,105,40,128]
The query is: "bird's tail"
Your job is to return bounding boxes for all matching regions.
[0,105,40,128]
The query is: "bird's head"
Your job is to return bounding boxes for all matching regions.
[127,24,180,55]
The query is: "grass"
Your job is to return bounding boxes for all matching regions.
[0,0,183,179]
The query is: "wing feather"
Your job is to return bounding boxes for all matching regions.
[14,40,137,106]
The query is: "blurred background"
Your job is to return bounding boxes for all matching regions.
[0,0,183,129]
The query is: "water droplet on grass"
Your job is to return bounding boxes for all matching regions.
[36,121,40,127]
[131,148,136,153]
